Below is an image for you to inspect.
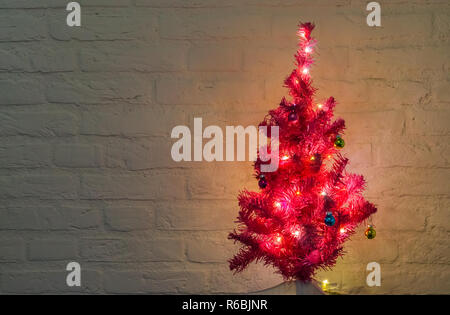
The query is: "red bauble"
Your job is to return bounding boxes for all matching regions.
[288,111,298,121]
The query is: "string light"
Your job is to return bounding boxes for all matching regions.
[274,201,281,208]
[310,156,315,161]
[321,190,327,196]
[281,155,290,161]
[317,103,323,109]
[293,230,300,237]
[276,236,282,242]
[321,279,329,291]
[302,68,309,75]
[304,47,312,53]
[296,191,301,196]
[298,30,306,39]
[340,228,346,234]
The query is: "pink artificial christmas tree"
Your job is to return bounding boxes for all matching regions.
[229,22,377,282]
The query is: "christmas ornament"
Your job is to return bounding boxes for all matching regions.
[228,22,377,281]
[324,212,336,226]
[334,135,345,149]
[365,225,376,239]
[310,153,322,173]
[258,176,267,189]
[288,111,298,121]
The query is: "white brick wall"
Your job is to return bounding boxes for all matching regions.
[0,0,448,294]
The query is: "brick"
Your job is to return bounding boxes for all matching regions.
[434,12,450,41]
[367,167,450,196]
[80,41,188,72]
[80,106,186,137]
[156,75,264,105]
[1,270,102,294]
[156,200,237,231]
[343,238,398,264]
[407,110,450,136]
[372,196,434,232]
[432,80,450,103]
[30,45,77,73]
[314,47,350,80]
[0,111,78,137]
[104,207,154,231]
[399,237,449,264]
[186,235,235,263]
[0,79,45,104]
[186,165,254,199]
[48,9,157,41]
[0,175,78,199]
[245,0,350,6]
[209,264,283,294]
[28,239,78,261]
[135,0,236,7]
[0,206,101,231]
[80,238,184,262]
[0,208,39,230]
[0,11,46,42]
[188,43,242,72]
[316,80,427,111]
[0,43,77,73]
[105,138,184,170]
[77,0,131,6]
[160,9,271,39]
[103,271,145,293]
[381,268,450,294]
[46,74,153,105]
[429,198,450,232]
[357,13,432,44]
[54,144,102,168]
[373,137,448,167]
[243,45,293,74]
[349,47,448,80]
[342,143,372,167]
[342,111,405,138]
[81,173,186,200]
[0,206,102,231]
[0,239,25,262]
[103,270,207,294]
[0,0,51,8]
[0,144,52,168]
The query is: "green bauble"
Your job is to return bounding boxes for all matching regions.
[365,225,376,239]
[334,136,345,149]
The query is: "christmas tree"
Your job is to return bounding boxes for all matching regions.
[228,22,377,281]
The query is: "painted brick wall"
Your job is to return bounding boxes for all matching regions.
[0,0,449,294]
